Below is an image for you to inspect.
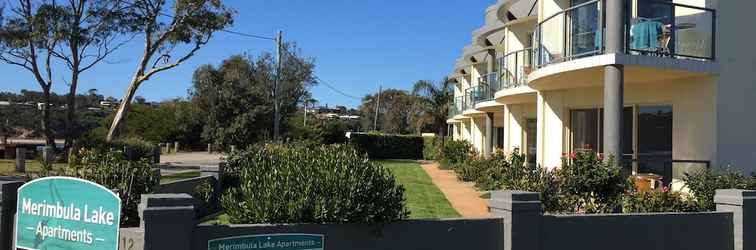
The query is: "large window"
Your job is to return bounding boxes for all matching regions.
[637,106,673,183]
[569,107,632,154]
[570,0,602,56]
[570,105,674,183]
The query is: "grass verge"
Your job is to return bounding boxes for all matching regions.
[381,160,460,219]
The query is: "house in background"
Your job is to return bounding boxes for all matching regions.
[448,0,753,190]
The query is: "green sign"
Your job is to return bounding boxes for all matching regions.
[15,177,121,250]
[208,234,324,250]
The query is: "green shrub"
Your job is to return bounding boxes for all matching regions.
[473,151,560,211]
[422,136,440,160]
[72,136,157,162]
[113,137,157,161]
[52,149,159,226]
[349,133,424,159]
[685,168,756,211]
[621,188,699,213]
[455,155,490,182]
[221,143,409,224]
[470,151,508,189]
[552,151,627,213]
[439,140,473,169]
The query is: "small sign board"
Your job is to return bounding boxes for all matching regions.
[208,234,324,250]
[15,177,121,250]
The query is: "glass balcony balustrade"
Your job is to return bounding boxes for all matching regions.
[626,1,715,60]
[448,96,464,118]
[534,0,604,68]
[532,0,714,69]
[498,48,533,89]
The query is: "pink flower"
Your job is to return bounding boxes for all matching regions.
[569,152,577,159]
[661,186,670,193]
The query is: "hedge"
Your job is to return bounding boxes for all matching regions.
[422,136,440,160]
[221,143,408,224]
[349,133,424,159]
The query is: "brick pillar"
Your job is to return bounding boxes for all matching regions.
[0,181,23,250]
[139,194,195,250]
[489,190,541,250]
[715,189,756,250]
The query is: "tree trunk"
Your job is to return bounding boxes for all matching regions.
[106,78,141,143]
[65,73,78,151]
[41,87,54,147]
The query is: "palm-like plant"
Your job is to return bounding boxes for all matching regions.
[411,78,454,139]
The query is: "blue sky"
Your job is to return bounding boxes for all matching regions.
[0,0,491,108]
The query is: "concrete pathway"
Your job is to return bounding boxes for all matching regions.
[159,152,223,175]
[420,162,490,218]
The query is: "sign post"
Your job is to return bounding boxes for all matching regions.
[15,177,121,250]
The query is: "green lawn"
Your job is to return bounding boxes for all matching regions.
[160,171,201,184]
[380,160,460,219]
[0,159,66,175]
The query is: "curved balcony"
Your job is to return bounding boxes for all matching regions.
[498,48,533,89]
[533,0,716,69]
[529,0,717,89]
[465,86,484,109]
[448,96,464,118]
[533,0,604,69]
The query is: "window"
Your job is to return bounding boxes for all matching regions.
[526,119,537,165]
[570,105,674,184]
[637,106,673,183]
[569,107,633,155]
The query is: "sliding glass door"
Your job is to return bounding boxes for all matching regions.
[569,107,632,155]
[570,105,673,183]
[637,106,673,183]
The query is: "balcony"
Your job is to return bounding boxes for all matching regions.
[498,48,533,89]
[465,86,485,109]
[475,73,499,104]
[533,0,715,69]
[534,0,603,68]
[449,96,464,118]
[626,1,715,60]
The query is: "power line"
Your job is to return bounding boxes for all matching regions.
[159,12,276,41]
[313,76,363,101]
[160,11,366,102]
[279,47,364,101]
[220,29,276,41]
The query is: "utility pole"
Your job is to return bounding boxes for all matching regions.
[373,85,382,132]
[273,31,283,141]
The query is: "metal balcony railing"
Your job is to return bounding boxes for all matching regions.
[476,72,499,104]
[498,48,533,89]
[464,86,485,109]
[533,0,715,69]
[534,0,604,68]
[449,96,464,118]
[626,1,715,60]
